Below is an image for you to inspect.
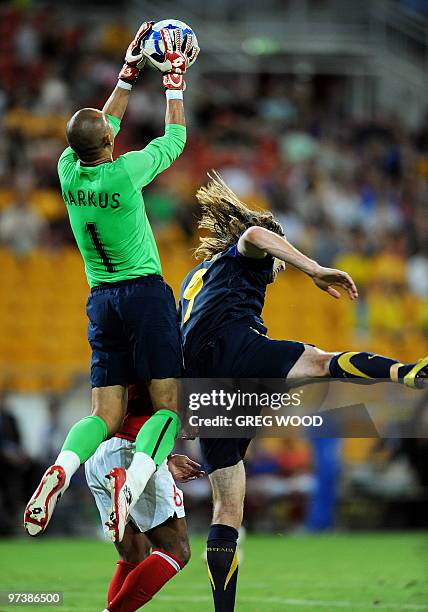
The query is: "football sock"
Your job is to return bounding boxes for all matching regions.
[107,549,183,611]
[329,352,415,383]
[135,409,180,465]
[107,561,136,603]
[58,415,108,483]
[207,524,239,612]
[125,410,180,500]
[54,451,80,488]
[125,452,156,498]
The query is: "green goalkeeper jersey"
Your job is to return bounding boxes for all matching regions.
[58,114,186,288]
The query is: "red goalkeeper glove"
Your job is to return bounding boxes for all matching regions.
[163,73,186,91]
[145,27,192,75]
[159,28,196,91]
[118,20,154,86]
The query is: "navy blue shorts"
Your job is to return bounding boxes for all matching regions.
[87,275,182,388]
[199,437,252,474]
[185,323,305,473]
[185,323,305,378]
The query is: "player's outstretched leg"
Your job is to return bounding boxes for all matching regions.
[206,462,245,612]
[105,379,181,543]
[24,386,124,536]
[23,415,109,536]
[105,519,190,612]
[288,347,428,388]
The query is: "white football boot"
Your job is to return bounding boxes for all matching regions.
[104,467,135,543]
[23,465,67,536]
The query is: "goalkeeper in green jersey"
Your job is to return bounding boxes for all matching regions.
[24,21,198,543]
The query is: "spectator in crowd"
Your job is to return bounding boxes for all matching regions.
[0,393,40,534]
[0,186,46,255]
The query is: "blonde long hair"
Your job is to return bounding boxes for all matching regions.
[194,172,284,261]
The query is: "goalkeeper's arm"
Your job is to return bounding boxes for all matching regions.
[165,97,185,127]
[118,26,191,188]
[103,86,130,122]
[103,20,153,120]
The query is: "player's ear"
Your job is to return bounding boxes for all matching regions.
[103,129,114,149]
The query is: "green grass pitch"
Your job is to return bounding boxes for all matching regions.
[1,534,427,611]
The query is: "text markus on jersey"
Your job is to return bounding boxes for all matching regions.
[62,190,121,208]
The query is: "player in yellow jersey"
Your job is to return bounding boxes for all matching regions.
[24,21,198,543]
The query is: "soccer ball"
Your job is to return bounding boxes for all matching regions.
[143,19,198,70]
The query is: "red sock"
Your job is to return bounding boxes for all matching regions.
[107,561,137,603]
[107,549,183,612]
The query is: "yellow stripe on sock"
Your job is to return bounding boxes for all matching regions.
[337,352,371,379]
[207,563,216,591]
[224,550,239,590]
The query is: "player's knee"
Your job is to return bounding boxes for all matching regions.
[115,539,149,565]
[148,378,177,412]
[91,404,124,436]
[92,410,121,436]
[91,386,126,435]
[176,539,191,566]
[163,537,191,567]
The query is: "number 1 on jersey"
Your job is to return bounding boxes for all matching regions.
[86,222,115,273]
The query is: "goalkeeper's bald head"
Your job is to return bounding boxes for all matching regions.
[66,108,114,163]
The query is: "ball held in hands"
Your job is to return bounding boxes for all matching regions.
[142,19,199,74]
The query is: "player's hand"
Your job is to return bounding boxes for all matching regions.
[312,266,358,300]
[146,27,193,74]
[118,20,154,85]
[168,454,205,483]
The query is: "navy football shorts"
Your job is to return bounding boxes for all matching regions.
[87,275,182,388]
[185,323,305,474]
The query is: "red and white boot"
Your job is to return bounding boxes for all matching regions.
[104,467,135,543]
[23,465,66,536]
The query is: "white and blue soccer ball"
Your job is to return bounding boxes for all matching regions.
[143,19,198,70]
